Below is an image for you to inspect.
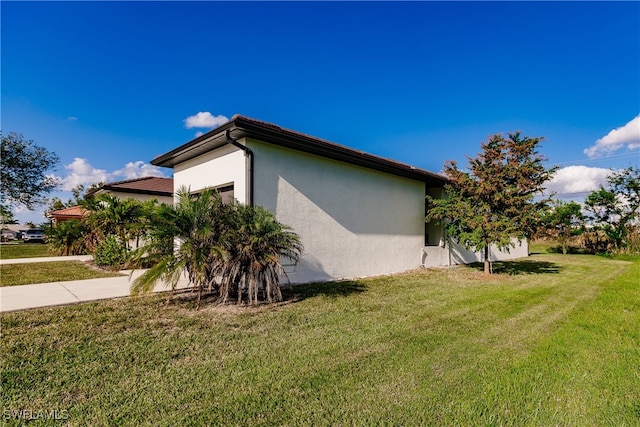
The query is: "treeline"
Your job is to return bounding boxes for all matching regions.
[540,167,640,255]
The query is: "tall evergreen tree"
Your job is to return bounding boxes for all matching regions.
[426,132,556,274]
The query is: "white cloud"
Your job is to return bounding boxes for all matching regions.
[184,112,228,129]
[12,159,170,225]
[545,165,611,198]
[59,158,166,191]
[194,131,204,138]
[61,158,109,191]
[584,115,640,158]
[110,161,166,180]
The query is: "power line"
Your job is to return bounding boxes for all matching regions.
[554,152,639,167]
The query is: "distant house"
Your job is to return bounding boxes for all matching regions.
[151,115,527,284]
[46,205,89,225]
[1,228,19,241]
[87,176,174,205]
[47,177,174,225]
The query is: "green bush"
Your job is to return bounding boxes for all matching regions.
[94,236,129,269]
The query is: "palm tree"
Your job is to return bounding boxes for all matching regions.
[129,187,227,307]
[46,219,88,255]
[220,203,303,304]
[83,194,146,250]
[130,186,303,307]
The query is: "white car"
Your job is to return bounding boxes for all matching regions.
[1,230,17,241]
[23,228,46,243]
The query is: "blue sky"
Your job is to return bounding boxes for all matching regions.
[2,1,639,224]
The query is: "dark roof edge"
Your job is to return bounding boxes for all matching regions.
[152,115,447,186]
[85,176,174,198]
[151,121,236,167]
[99,187,173,197]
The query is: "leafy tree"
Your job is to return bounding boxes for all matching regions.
[1,132,60,213]
[540,200,584,254]
[0,205,17,225]
[426,132,556,275]
[584,167,640,252]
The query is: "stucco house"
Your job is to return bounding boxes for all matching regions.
[46,205,89,225]
[47,177,174,225]
[86,176,174,205]
[151,115,527,284]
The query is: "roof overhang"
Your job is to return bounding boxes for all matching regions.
[151,115,448,186]
[95,187,173,198]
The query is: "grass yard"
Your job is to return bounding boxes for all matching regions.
[0,262,123,287]
[1,253,638,425]
[0,243,52,259]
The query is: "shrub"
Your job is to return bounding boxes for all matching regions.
[94,236,129,269]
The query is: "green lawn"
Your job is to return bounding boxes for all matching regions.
[0,242,53,259]
[1,253,638,425]
[0,262,123,287]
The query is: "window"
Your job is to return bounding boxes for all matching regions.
[217,184,235,203]
[190,183,235,203]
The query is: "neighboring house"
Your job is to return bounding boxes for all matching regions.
[87,176,174,205]
[2,224,30,240]
[47,177,174,225]
[151,115,527,284]
[46,205,89,225]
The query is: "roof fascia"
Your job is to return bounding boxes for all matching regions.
[151,121,235,168]
[151,117,447,186]
[99,187,173,197]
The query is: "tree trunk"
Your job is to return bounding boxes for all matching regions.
[484,245,490,275]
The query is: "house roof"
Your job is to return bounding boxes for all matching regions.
[89,176,174,197]
[151,115,447,186]
[46,205,89,219]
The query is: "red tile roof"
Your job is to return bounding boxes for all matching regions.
[46,205,89,219]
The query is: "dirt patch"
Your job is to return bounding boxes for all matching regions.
[83,260,126,274]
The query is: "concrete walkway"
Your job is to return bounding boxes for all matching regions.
[0,257,191,312]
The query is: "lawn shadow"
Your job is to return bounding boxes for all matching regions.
[282,280,368,302]
[547,245,591,255]
[153,280,369,309]
[468,259,562,275]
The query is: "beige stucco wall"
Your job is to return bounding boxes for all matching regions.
[173,144,247,204]
[246,139,427,284]
[169,137,529,283]
[422,239,529,268]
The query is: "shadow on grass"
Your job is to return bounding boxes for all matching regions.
[468,259,562,275]
[282,280,368,302]
[547,245,591,255]
[151,280,369,309]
